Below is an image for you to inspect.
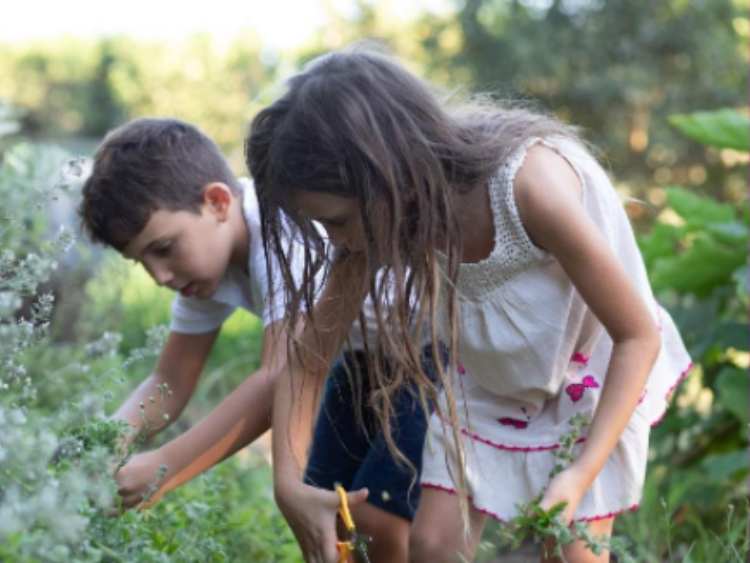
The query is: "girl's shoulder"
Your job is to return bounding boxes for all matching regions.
[489,137,587,256]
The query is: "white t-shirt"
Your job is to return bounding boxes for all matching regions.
[170,178,289,333]
[170,178,398,349]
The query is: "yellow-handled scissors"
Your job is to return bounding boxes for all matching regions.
[335,484,371,563]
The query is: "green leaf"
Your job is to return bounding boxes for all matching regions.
[700,450,750,482]
[734,266,749,300]
[704,221,750,246]
[715,367,750,424]
[669,110,750,152]
[713,322,749,352]
[638,222,682,269]
[650,234,746,296]
[665,186,736,227]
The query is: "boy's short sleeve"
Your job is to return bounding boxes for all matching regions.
[252,245,291,327]
[170,294,236,334]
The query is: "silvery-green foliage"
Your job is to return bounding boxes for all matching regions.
[0,140,121,560]
[0,139,298,561]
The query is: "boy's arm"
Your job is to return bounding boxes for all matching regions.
[116,322,284,508]
[112,329,220,447]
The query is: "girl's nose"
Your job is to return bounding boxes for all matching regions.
[324,227,350,251]
[326,228,343,248]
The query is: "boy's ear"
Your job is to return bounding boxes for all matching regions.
[202,183,233,221]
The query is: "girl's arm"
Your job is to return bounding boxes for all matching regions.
[514,145,660,519]
[115,323,282,508]
[272,251,370,563]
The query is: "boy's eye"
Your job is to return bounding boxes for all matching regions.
[152,242,173,256]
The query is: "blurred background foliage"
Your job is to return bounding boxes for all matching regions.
[0,0,747,560]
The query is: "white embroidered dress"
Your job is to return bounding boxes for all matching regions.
[420,137,692,521]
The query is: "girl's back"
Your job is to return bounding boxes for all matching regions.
[422,134,691,522]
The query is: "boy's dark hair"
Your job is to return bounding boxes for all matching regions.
[79,117,240,250]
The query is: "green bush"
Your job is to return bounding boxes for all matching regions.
[0,138,296,562]
[617,108,749,561]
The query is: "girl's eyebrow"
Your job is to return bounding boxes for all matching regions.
[316,216,346,224]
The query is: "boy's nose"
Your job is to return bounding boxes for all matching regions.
[148,263,174,287]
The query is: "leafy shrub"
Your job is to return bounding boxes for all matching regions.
[618,108,749,561]
[0,137,296,561]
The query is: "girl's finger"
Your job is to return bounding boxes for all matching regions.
[346,487,369,506]
[322,541,339,563]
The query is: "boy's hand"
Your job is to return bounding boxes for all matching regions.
[275,477,368,563]
[115,449,171,510]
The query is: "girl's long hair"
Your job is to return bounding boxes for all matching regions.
[245,44,578,529]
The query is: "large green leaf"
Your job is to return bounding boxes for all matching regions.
[733,265,749,301]
[650,234,746,296]
[700,450,749,482]
[704,221,750,246]
[638,222,682,268]
[665,186,736,227]
[716,367,750,424]
[669,109,750,152]
[713,322,750,353]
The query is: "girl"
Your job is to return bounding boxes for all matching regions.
[246,47,691,563]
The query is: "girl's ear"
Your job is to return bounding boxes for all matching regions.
[202,183,233,221]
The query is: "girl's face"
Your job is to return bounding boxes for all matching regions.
[292,190,366,253]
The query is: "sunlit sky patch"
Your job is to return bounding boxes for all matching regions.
[0,0,453,50]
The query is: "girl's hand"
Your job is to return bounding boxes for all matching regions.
[539,464,592,525]
[275,478,368,563]
[115,449,170,509]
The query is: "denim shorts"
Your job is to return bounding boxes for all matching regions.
[303,346,445,521]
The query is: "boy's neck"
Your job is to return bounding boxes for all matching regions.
[229,195,250,273]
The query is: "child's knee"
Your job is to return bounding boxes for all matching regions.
[350,502,410,562]
[408,523,470,563]
[408,525,446,563]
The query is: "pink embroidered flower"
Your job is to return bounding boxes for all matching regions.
[565,375,600,402]
[457,362,466,375]
[571,352,590,366]
[498,417,528,429]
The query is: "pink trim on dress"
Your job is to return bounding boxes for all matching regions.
[577,504,640,522]
[649,362,693,427]
[443,362,692,449]
[460,426,586,452]
[422,483,508,522]
[421,482,639,523]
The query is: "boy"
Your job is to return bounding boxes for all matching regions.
[79,118,435,562]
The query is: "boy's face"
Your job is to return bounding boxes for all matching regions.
[123,184,238,299]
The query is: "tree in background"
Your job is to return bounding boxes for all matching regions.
[428,0,746,197]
